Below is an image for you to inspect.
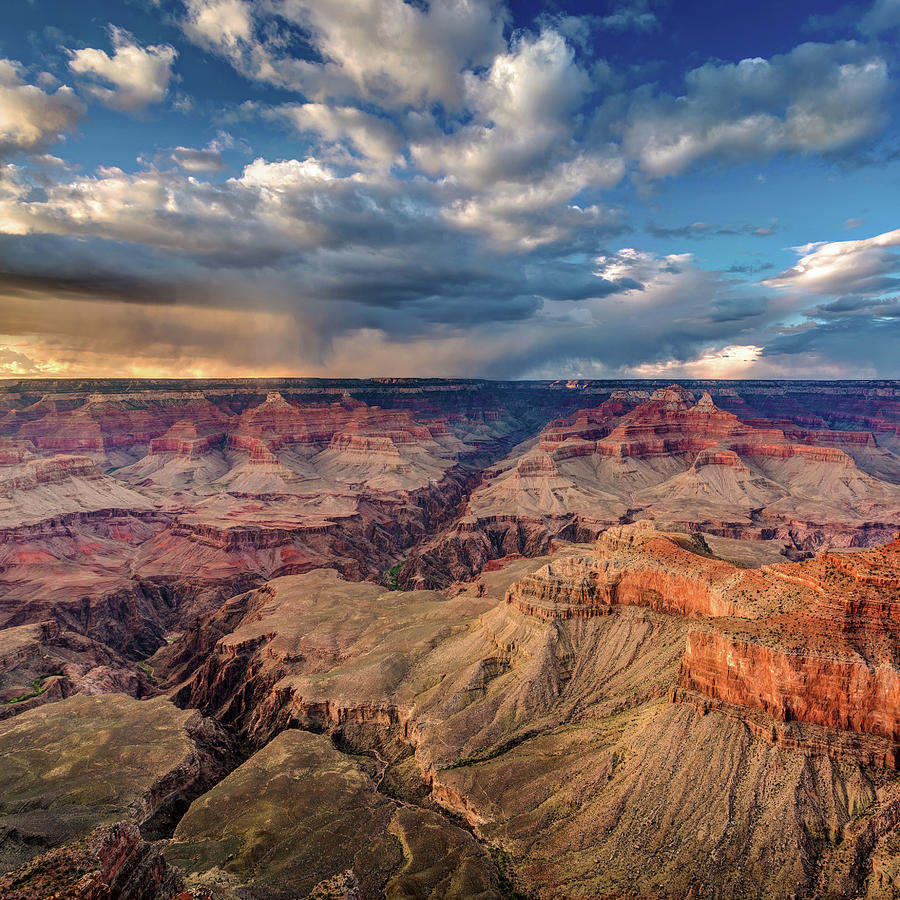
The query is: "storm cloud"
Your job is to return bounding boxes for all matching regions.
[0,0,897,377]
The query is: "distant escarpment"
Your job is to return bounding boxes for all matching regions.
[400,386,900,587]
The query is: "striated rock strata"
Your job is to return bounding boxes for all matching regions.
[402,385,900,587]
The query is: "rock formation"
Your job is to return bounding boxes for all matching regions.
[401,385,900,587]
[0,378,897,898]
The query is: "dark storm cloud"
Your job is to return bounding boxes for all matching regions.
[707,296,769,322]
[646,222,778,239]
[0,270,181,305]
[812,295,900,316]
[0,0,897,376]
[762,316,899,370]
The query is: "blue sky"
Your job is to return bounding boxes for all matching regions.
[0,0,898,377]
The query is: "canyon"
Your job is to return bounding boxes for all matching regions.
[0,378,898,899]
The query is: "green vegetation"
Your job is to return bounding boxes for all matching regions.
[444,734,534,769]
[4,671,66,705]
[137,660,160,685]
[383,562,404,590]
[490,847,534,900]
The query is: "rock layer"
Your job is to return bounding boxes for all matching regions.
[402,385,900,586]
[0,379,899,899]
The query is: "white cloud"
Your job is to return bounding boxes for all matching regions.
[622,43,889,177]
[180,0,507,108]
[238,155,334,187]
[0,59,85,157]
[765,227,900,295]
[410,30,593,188]
[859,0,900,35]
[182,0,254,49]
[271,103,404,168]
[275,0,507,107]
[0,344,41,374]
[68,26,177,112]
[0,157,345,255]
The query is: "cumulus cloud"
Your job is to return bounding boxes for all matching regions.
[0,158,348,257]
[0,344,40,374]
[0,59,85,157]
[68,26,177,111]
[174,0,893,254]
[765,227,900,295]
[182,0,891,193]
[180,0,507,108]
[283,0,508,106]
[622,42,889,176]
[441,154,625,249]
[270,103,404,168]
[170,145,225,172]
[859,0,900,35]
[410,29,593,187]
[182,0,254,50]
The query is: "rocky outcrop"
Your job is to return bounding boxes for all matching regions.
[148,421,225,457]
[405,385,900,585]
[500,526,900,767]
[0,456,102,493]
[675,535,900,754]
[693,447,748,469]
[505,525,770,620]
[679,629,900,743]
[0,694,235,876]
[0,821,183,900]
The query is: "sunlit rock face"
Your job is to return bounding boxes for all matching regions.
[0,378,898,899]
[400,384,900,588]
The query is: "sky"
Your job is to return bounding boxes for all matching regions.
[0,0,898,379]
